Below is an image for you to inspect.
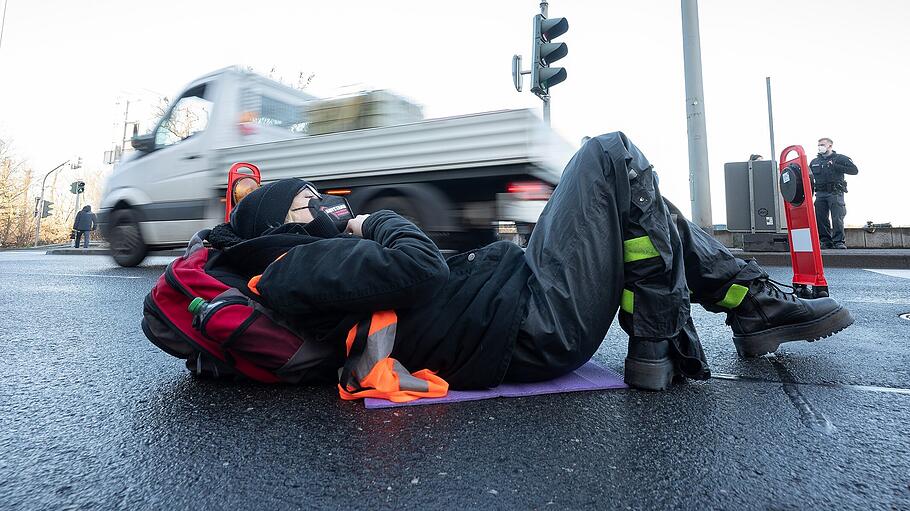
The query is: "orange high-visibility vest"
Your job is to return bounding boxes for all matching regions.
[248,272,448,403]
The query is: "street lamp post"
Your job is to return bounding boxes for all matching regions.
[34,158,81,247]
[34,161,69,247]
[681,0,713,232]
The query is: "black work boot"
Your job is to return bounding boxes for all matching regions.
[726,277,854,357]
[624,338,679,391]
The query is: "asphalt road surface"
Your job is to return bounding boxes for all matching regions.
[1,250,908,510]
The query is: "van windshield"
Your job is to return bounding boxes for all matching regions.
[155,84,213,147]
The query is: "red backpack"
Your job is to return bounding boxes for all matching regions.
[141,230,338,383]
[143,230,449,402]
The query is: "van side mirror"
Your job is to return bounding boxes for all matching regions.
[131,133,156,153]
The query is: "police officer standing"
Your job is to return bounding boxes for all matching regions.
[810,138,858,249]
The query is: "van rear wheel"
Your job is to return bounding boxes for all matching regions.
[364,196,423,227]
[109,209,147,267]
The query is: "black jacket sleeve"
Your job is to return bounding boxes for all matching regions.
[256,210,449,315]
[830,154,858,175]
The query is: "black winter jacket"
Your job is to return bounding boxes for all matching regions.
[809,151,858,191]
[209,210,532,389]
[73,206,97,231]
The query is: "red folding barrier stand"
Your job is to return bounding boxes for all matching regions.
[224,162,261,222]
[779,145,828,298]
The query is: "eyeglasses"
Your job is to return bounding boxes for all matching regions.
[289,185,322,212]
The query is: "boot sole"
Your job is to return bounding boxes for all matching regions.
[733,306,855,358]
[624,356,678,391]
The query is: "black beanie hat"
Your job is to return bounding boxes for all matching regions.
[230,178,309,239]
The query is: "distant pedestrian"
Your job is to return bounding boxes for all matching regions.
[749,154,763,161]
[73,205,97,248]
[810,138,858,249]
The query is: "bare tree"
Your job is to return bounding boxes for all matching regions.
[0,140,35,247]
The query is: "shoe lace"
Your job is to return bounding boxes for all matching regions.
[725,276,798,326]
[756,277,798,302]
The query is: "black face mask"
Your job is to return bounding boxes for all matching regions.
[308,195,355,232]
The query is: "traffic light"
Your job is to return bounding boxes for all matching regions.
[70,182,78,194]
[530,14,569,97]
[77,181,85,194]
[41,200,54,218]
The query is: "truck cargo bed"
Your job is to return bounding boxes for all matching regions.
[215,109,572,187]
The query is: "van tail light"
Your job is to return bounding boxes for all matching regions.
[506,181,553,201]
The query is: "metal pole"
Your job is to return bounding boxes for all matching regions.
[539,0,550,126]
[766,76,786,232]
[766,77,777,163]
[0,0,8,51]
[34,161,68,246]
[120,100,130,157]
[681,0,713,231]
[74,188,80,225]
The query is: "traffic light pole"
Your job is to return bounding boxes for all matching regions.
[34,160,69,247]
[74,189,81,224]
[514,0,566,126]
[540,0,550,125]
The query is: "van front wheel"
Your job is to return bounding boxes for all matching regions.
[109,209,147,267]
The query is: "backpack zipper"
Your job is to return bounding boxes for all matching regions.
[164,263,194,299]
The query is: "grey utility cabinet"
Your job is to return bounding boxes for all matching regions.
[723,160,787,233]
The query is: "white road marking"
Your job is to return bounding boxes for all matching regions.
[0,272,147,279]
[865,269,910,279]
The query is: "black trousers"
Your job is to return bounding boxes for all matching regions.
[74,230,90,248]
[814,192,847,245]
[506,132,765,382]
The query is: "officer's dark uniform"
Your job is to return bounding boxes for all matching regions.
[809,151,858,247]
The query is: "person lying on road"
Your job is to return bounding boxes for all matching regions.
[205,132,854,391]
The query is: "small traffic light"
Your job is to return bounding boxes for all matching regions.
[41,200,54,218]
[530,14,569,97]
[76,181,85,194]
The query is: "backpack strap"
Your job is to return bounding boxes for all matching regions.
[184,229,212,259]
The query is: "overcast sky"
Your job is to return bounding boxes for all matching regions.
[0,0,907,225]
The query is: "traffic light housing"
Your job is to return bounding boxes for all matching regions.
[530,14,569,97]
[41,200,54,218]
[77,181,85,194]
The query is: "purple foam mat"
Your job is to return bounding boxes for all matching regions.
[364,360,627,409]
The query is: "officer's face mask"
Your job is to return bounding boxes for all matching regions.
[818,145,828,155]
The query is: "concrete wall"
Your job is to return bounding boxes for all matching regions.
[715,227,910,249]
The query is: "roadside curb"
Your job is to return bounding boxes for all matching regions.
[0,243,71,252]
[733,249,910,269]
[45,248,184,257]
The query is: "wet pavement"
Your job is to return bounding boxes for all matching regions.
[1,250,909,510]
